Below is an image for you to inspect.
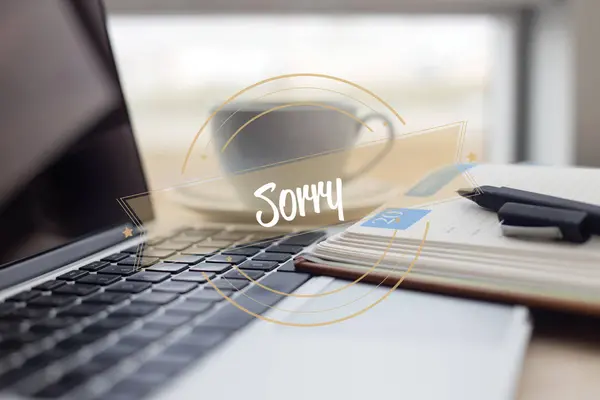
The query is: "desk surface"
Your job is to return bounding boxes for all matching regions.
[138,150,600,400]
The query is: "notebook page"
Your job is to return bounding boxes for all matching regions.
[344,164,600,259]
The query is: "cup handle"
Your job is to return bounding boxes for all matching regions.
[342,113,395,184]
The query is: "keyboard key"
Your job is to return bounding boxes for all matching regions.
[6,307,53,320]
[123,328,165,342]
[28,295,77,308]
[277,259,299,272]
[188,262,232,274]
[170,235,203,245]
[254,271,311,296]
[0,365,41,390]
[138,248,176,258]
[154,281,198,294]
[202,272,310,330]
[70,361,113,378]
[118,335,159,350]
[246,232,285,240]
[53,283,99,296]
[127,271,170,284]
[146,262,188,274]
[0,302,18,314]
[134,292,178,305]
[197,239,233,248]
[6,290,41,302]
[79,261,110,272]
[102,377,155,399]
[30,318,77,333]
[236,237,280,249]
[106,281,151,294]
[84,317,135,333]
[181,245,223,255]
[1,331,47,346]
[32,371,86,398]
[171,271,216,283]
[181,228,218,237]
[57,270,88,281]
[146,236,166,246]
[166,300,213,316]
[112,303,159,317]
[221,247,261,257]
[76,273,120,286]
[144,313,193,331]
[59,303,108,317]
[19,348,69,370]
[237,260,278,271]
[241,235,282,247]
[223,269,265,280]
[199,303,258,331]
[98,264,138,276]
[100,253,129,263]
[174,231,210,242]
[93,344,137,363]
[279,231,326,246]
[56,333,103,351]
[117,256,159,268]
[154,241,192,251]
[164,254,205,264]
[205,278,249,291]
[265,244,304,254]
[0,319,23,334]
[212,231,250,241]
[206,254,246,264]
[135,358,190,380]
[247,272,311,305]
[253,252,291,263]
[187,290,229,303]
[84,292,129,305]
[32,280,65,292]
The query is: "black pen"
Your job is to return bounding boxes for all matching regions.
[458,185,600,235]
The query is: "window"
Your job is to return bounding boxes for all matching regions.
[107,15,495,186]
[107,0,598,173]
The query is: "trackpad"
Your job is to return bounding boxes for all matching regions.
[161,280,529,400]
[247,281,528,400]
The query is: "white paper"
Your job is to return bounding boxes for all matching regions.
[311,164,600,294]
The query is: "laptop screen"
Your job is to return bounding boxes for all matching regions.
[0,0,151,269]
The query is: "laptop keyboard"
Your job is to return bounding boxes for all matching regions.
[0,227,326,399]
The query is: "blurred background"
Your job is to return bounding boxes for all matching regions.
[101,0,600,191]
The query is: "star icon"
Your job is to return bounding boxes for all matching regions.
[225,256,233,263]
[122,226,133,238]
[466,152,477,163]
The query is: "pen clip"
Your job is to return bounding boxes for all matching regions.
[498,202,590,243]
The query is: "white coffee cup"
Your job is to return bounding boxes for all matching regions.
[211,101,394,209]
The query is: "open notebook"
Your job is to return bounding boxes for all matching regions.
[297,164,600,315]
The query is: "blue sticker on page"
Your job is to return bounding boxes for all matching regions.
[362,208,431,230]
[405,163,476,197]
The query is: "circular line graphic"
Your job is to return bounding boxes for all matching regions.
[184,73,421,325]
[201,221,429,327]
[181,72,407,174]
[219,102,373,154]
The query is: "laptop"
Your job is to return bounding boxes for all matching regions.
[0,1,532,399]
